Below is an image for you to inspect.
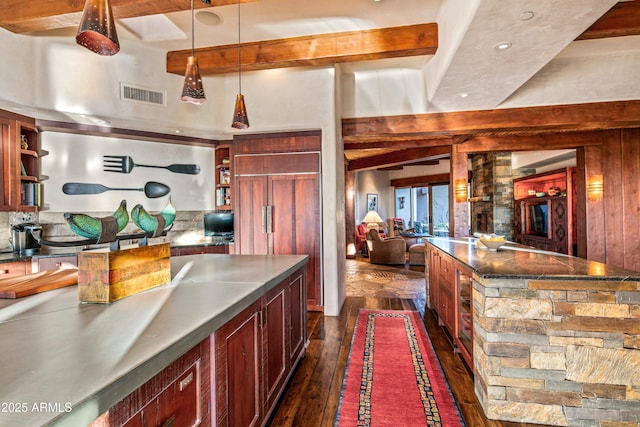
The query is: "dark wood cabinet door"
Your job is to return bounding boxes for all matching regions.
[288,269,307,366]
[270,174,321,308]
[215,300,261,427]
[235,175,269,256]
[263,282,287,415]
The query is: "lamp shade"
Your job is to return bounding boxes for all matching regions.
[231,94,250,129]
[181,56,206,105]
[361,211,384,224]
[76,0,120,56]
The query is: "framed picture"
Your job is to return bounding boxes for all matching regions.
[367,193,378,211]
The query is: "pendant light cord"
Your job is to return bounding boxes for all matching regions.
[191,0,195,57]
[237,0,242,94]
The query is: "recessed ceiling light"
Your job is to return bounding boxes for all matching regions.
[459,92,469,98]
[196,10,223,26]
[494,41,512,51]
[520,11,534,21]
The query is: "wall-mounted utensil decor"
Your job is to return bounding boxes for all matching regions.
[62,182,170,198]
[103,155,200,175]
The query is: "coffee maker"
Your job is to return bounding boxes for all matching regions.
[10,222,42,255]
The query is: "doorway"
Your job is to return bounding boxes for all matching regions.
[394,184,449,235]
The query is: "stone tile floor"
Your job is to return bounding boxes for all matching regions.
[345,257,426,314]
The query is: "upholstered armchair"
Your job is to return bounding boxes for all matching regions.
[366,229,406,265]
[356,223,386,254]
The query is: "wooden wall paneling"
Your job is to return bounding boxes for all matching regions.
[450,144,469,237]
[622,129,640,271]
[576,144,605,262]
[602,130,625,267]
[235,153,320,175]
[235,175,269,255]
[233,131,321,155]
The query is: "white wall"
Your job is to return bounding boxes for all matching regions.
[41,132,215,213]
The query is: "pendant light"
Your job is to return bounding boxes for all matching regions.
[76,0,120,56]
[231,0,250,129]
[181,0,206,104]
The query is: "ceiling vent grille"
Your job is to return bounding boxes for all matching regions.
[120,83,166,107]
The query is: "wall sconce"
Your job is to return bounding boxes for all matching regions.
[454,179,468,203]
[587,175,603,202]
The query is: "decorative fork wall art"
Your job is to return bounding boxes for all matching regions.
[103,155,201,175]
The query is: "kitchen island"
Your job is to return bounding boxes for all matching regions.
[0,253,307,427]
[424,237,640,426]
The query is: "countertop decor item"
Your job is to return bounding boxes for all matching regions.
[132,198,177,237]
[536,191,546,197]
[62,181,170,198]
[103,155,200,175]
[478,234,506,251]
[64,199,129,240]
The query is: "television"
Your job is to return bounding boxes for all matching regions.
[527,202,548,236]
[204,211,234,237]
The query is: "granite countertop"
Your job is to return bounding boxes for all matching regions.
[425,236,640,281]
[0,253,307,427]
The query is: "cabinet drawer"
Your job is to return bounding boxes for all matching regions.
[0,260,28,278]
[438,253,453,284]
[123,364,200,427]
[36,256,77,272]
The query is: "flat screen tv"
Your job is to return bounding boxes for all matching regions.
[527,202,548,235]
[204,211,234,237]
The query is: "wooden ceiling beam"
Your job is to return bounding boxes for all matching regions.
[577,0,640,40]
[0,0,253,34]
[166,23,438,76]
[346,146,450,172]
[344,137,451,151]
[456,131,603,153]
[342,101,640,139]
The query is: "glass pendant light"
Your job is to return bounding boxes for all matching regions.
[231,0,249,129]
[76,0,120,56]
[181,0,206,104]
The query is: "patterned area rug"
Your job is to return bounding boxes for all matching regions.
[335,310,464,427]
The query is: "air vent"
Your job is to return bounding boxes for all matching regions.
[120,83,166,107]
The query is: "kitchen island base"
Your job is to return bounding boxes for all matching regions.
[425,238,640,426]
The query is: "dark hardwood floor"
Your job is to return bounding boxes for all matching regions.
[268,259,551,427]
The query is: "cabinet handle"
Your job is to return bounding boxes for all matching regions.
[261,206,267,233]
[0,269,8,275]
[160,415,175,427]
[179,372,193,391]
[266,205,273,234]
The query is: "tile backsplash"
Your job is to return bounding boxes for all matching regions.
[1,210,213,253]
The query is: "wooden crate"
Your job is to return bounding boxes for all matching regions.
[77,243,171,303]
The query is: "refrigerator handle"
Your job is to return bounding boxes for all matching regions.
[261,206,267,233]
[266,205,274,234]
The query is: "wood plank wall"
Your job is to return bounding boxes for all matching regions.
[595,129,640,271]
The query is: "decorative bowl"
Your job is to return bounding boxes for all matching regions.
[479,235,506,251]
[535,192,546,197]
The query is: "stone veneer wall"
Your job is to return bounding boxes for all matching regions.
[473,276,640,426]
[471,153,520,240]
[0,210,212,252]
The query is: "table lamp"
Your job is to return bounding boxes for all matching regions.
[362,211,384,231]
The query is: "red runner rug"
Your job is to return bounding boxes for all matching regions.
[335,310,465,426]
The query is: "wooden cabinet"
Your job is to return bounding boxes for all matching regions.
[426,244,473,370]
[215,143,233,210]
[513,167,576,255]
[35,255,78,272]
[0,110,42,211]
[234,144,322,311]
[0,260,28,278]
[91,339,211,427]
[214,268,306,427]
